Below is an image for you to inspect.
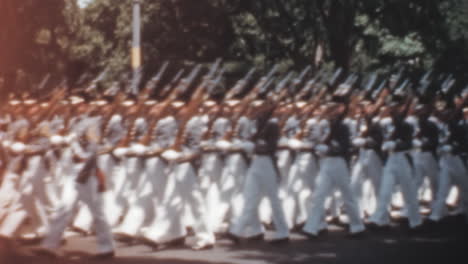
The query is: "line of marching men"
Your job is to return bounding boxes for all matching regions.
[1,87,468,257]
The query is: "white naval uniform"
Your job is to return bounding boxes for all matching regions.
[406,115,439,203]
[217,116,256,231]
[303,119,365,235]
[72,117,105,233]
[350,118,383,218]
[99,114,126,227]
[229,120,290,240]
[140,116,177,229]
[41,124,114,254]
[141,114,215,249]
[199,117,231,233]
[282,117,319,229]
[429,120,468,222]
[115,117,148,227]
[115,116,177,238]
[368,117,422,228]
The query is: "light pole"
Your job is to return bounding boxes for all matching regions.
[130,0,142,95]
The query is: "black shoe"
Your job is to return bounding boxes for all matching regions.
[268,237,289,244]
[163,237,186,248]
[299,230,319,240]
[32,247,61,258]
[347,230,367,240]
[263,222,275,230]
[138,236,159,250]
[225,232,241,244]
[292,222,305,232]
[91,251,115,260]
[407,224,425,236]
[365,223,390,232]
[191,243,214,251]
[246,233,264,241]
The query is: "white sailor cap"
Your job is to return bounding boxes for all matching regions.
[252,100,264,107]
[91,100,108,106]
[9,99,22,106]
[69,96,85,105]
[144,100,157,105]
[24,99,37,105]
[226,99,240,107]
[295,101,307,108]
[171,101,185,108]
[203,100,216,107]
[122,100,135,107]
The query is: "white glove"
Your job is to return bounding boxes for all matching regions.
[10,142,26,154]
[50,135,65,146]
[315,144,329,156]
[2,140,12,148]
[113,147,128,158]
[352,137,366,148]
[240,141,255,153]
[215,140,232,151]
[161,149,182,161]
[440,144,453,153]
[64,133,77,144]
[131,143,147,155]
[382,141,396,152]
[288,138,303,149]
[412,139,423,148]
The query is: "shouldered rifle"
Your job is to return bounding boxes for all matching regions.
[225,67,256,99]
[272,72,294,96]
[371,78,387,101]
[143,61,169,96]
[418,70,432,95]
[289,66,311,97]
[327,67,343,90]
[257,64,279,95]
[159,68,185,99]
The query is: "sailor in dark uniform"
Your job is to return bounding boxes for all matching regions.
[229,104,290,243]
[302,100,365,237]
[368,99,422,229]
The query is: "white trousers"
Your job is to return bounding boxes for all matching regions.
[303,156,364,235]
[369,152,422,228]
[412,151,439,202]
[141,161,214,247]
[230,155,289,239]
[218,153,248,227]
[199,153,225,232]
[351,149,383,218]
[430,154,468,222]
[42,177,114,253]
[283,152,318,228]
[115,157,168,237]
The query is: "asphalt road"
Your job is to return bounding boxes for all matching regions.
[1,215,467,264]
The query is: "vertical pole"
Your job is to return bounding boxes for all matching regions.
[131,0,142,95]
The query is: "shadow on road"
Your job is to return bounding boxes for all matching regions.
[2,215,467,264]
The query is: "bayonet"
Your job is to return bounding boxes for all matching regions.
[372,79,387,100]
[226,67,256,99]
[327,67,343,88]
[364,73,378,92]
[144,61,169,94]
[274,72,294,94]
[159,69,185,99]
[258,64,279,93]
[177,64,202,94]
[207,67,225,95]
[37,74,51,91]
[290,66,312,95]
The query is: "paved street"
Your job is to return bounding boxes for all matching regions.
[1,215,467,264]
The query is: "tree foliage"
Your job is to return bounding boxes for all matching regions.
[1,0,468,93]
